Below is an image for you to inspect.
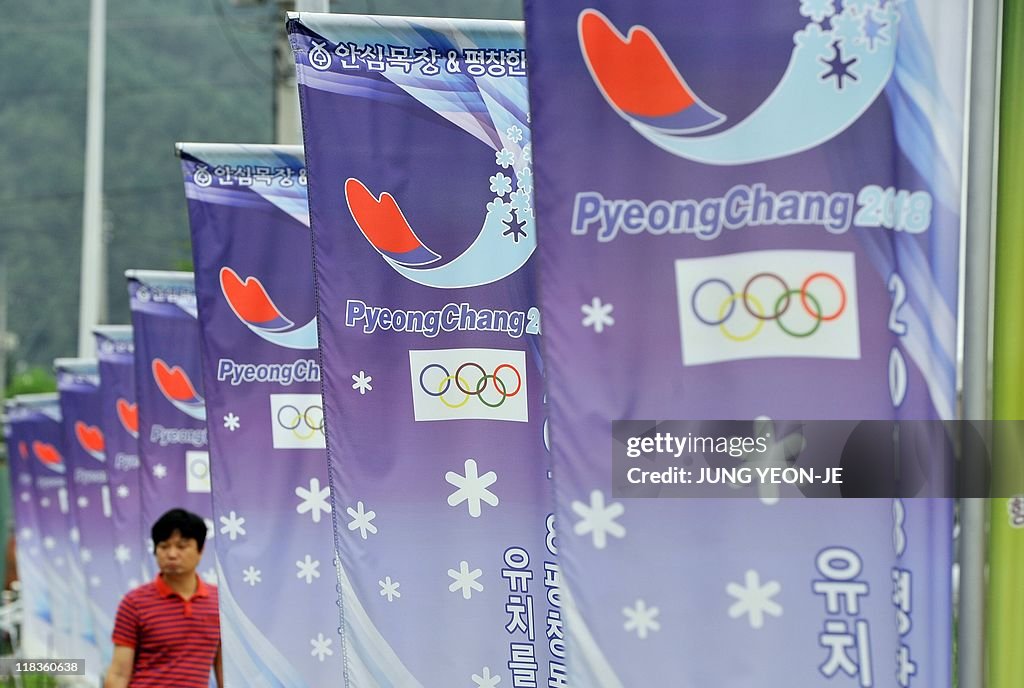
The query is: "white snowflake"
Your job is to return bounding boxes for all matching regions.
[39,497,51,508]
[18,528,31,541]
[77,496,89,508]
[153,463,168,479]
[506,124,524,143]
[378,576,401,602]
[310,633,334,662]
[489,172,513,197]
[522,143,532,162]
[128,578,140,589]
[581,297,615,333]
[296,555,321,584]
[509,188,531,211]
[219,511,247,541]
[223,413,241,432]
[19,492,30,503]
[205,518,216,540]
[571,489,626,549]
[448,560,484,599]
[346,501,378,539]
[116,485,130,499]
[496,148,515,168]
[799,0,836,22]
[89,576,101,588]
[351,370,373,395]
[623,599,661,639]
[201,568,217,585]
[69,527,80,544]
[80,548,93,563]
[242,566,262,586]
[517,166,533,188]
[487,198,514,225]
[446,458,499,518]
[296,477,332,523]
[114,545,131,564]
[727,569,783,629]
[472,667,502,688]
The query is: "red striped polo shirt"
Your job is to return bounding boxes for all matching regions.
[112,574,220,687]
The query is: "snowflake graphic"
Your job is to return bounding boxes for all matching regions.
[506,124,524,143]
[205,518,216,540]
[90,576,101,588]
[509,188,531,211]
[223,413,241,432]
[201,568,217,585]
[77,496,89,508]
[819,44,859,90]
[727,569,783,629]
[487,198,514,225]
[581,297,615,333]
[346,501,378,539]
[522,143,532,162]
[831,8,865,46]
[153,463,168,479]
[296,477,332,523]
[489,172,513,197]
[799,0,836,22]
[310,633,334,662]
[296,555,321,584]
[116,485,130,499]
[861,10,890,51]
[80,548,93,563]
[18,528,31,541]
[40,497,51,508]
[43,537,56,550]
[114,545,131,564]
[472,667,502,688]
[843,0,879,13]
[242,566,262,586]
[623,599,661,639]
[503,215,529,243]
[351,370,373,395]
[219,511,247,541]
[69,528,80,544]
[571,489,626,549]
[19,492,29,503]
[379,576,401,602]
[128,578,140,589]
[446,458,499,518]
[448,560,484,599]
[496,148,515,168]
[795,22,833,55]
[517,166,533,188]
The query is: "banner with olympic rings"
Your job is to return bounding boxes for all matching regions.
[527,1,966,685]
[93,327,146,602]
[181,143,343,687]
[291,15,554,686]
[127,271,214,581]
[4,396,56,657]
[55,358,119,668]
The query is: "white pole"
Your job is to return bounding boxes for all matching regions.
[960,0,1003,685]
[78,0,107,358]
[276,0,329,143]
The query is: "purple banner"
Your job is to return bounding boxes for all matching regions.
[5,396,53,657]
[525,1,965,685]
[127,271,215,581]
[291,14,552,686]
[94,326,145,596]
[181,142,342,686]
[55,358,118,668]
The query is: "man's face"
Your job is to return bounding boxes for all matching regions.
[154,530,202,578]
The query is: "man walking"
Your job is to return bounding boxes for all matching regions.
[104,508,222,687]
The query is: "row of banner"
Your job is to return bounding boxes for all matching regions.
[4,3,1022,686]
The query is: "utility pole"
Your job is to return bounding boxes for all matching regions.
[78,0,108,357]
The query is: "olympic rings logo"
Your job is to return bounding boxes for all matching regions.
[275,403,325,440]
[418,362,523,409]
[691,272,848,341]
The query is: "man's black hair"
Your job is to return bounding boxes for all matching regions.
[151,508,207,551]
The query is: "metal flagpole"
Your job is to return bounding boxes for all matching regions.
[960,0,1003,686]
[77,0,108,357]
